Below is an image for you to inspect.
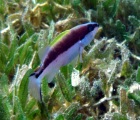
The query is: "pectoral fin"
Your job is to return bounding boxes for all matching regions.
[79,41,84,63]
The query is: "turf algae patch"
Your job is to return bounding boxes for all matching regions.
[127,83,140,106]
[55,114,65,120]
[13,96,26,120]
[5,53,19,75]
[136,67,140,83]
[0,42,9,65]
[41,77,50,102]
[121,60,132,78]
[0,74,9,94]
[24,99,36,115]
[112,113,127,120]
[57,73,73,102]
[64,102,79,120]
[0,94,11,120]
[18,69,33,110]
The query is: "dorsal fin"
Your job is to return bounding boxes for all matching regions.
[50,30,70,46]
[38,46,51,63]
[38,30,70,63]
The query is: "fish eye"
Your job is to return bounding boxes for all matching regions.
[88,24,94,32]
[87,23,99,32]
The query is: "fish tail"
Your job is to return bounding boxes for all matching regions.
[28,74,42,102]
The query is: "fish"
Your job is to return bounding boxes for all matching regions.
[28,22,99,101]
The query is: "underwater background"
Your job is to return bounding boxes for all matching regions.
[0,0,140,120]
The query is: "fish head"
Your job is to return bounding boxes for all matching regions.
[73,22,99,47]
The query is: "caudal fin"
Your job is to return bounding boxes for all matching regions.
[28,74,42,102]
